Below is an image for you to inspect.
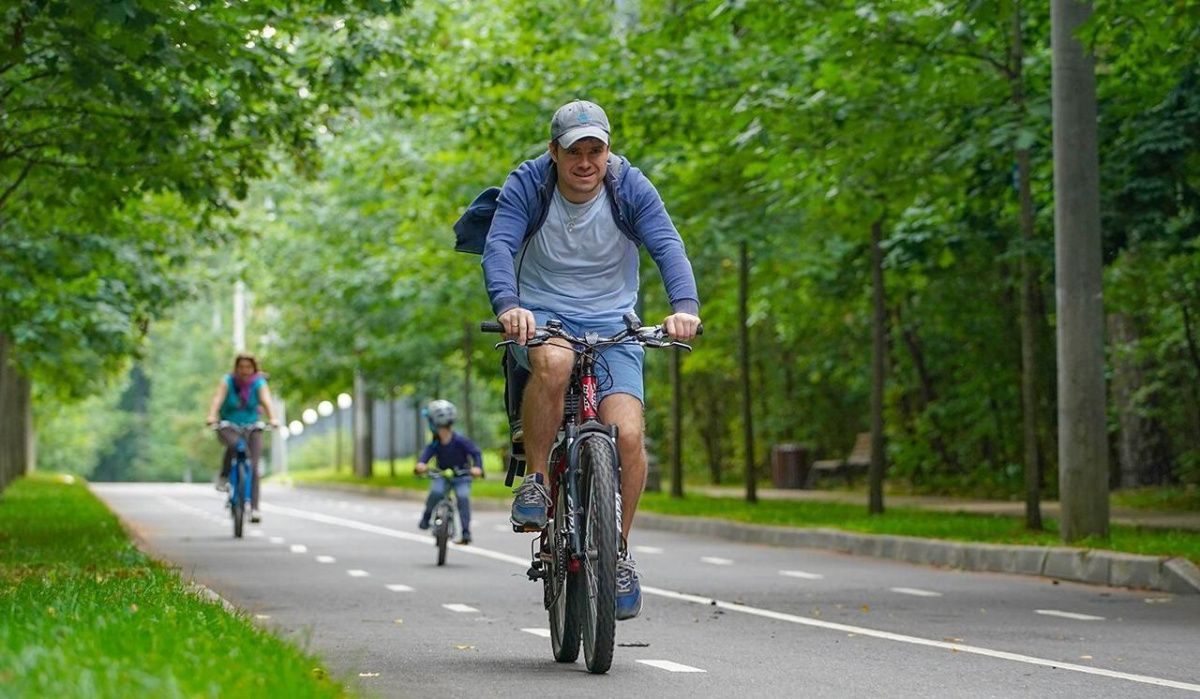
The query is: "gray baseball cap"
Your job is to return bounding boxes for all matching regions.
[550,100,610,148]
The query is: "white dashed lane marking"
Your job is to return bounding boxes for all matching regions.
[522,628,551,638]
[891,587,942,597]
[386,584,413,592]
[634,545,663,554]
[442,604,479,613]
[637,660,707,673]
[779,570,824,580]
[700,556,733,566]
[315,555,336,563]
[269,536,285,544]
[289,544,307,553]
[1035,609,1105,621]
[347,569,370,577]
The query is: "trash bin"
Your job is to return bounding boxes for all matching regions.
[771,443,811,489]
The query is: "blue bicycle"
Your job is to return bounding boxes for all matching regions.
[214,421,267,538]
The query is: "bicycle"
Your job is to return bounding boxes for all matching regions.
[420,467,466,566]
[213,420,267,539]
[482,312,696,674]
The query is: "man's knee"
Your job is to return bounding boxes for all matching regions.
[528,344,573,393]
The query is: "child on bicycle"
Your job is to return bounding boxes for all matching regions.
[414,400,483,544]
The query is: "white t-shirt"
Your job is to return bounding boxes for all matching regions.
[517,188,639,315]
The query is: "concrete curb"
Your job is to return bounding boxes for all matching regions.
[288,482,1199,596]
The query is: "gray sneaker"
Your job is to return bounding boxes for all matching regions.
[510,473,550,531]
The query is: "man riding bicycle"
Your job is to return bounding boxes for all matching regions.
[481,99,701,620]
[415,399,484,545]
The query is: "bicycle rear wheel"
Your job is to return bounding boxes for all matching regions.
[579,436,618,674]
[549,476,582,663]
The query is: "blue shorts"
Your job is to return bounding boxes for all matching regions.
[510,309,645,404]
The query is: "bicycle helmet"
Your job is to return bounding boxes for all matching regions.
[425,399,457,428]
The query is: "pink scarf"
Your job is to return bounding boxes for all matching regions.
[233,372,263,408]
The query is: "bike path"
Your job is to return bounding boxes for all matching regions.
[92,483,1200,698]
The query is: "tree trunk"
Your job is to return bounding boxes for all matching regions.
[0,333,32,493]
[353,370,374,478]
[739,240,756,504]
[1108,312,1172,486]
[1012,0,1044,531]
[869,219,887,515]
[670,348,684,498]
[463,322,475,439]
[1052,0,1109,541]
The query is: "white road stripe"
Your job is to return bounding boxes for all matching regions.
[315,555,336,563]
[634,545,663,554]
[442,603,478,613]
[386,584,413,592]
[780,570,824,580]
[522,628,551,638]
[347,569,370,577]
[269,536,285,544]
[637,660,706,673]
[248,530,264,538]
[289,544,307,553]
[700,556,733,566]
[260,502,1198,694]
[891,587,942,597]
[1035,609,1105,621]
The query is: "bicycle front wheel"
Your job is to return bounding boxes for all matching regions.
[433,502,451,566]
[579,436,618,674]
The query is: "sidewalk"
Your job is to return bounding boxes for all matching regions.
[688,486,1200,532]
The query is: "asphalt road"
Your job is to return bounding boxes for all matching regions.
[91,483,1200,698]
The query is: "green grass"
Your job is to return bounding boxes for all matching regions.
[283,466,1200,566]
[1111,485,1200,512]
[0,473,347,699]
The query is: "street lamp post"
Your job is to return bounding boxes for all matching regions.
[335,392,353,472]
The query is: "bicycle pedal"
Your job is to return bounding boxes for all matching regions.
[526,564,547,581]
[512,522,544,533]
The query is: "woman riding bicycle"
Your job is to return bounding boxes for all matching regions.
[414,400,483,545]
[204,353,279,523]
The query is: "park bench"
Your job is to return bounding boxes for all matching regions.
[805,432,871,488]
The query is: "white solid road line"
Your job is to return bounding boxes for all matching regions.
[637,660,707,673]
[891,587,943,597]
[442,603,479,613]
[347,569,370,577]
[780,570,824,580]
[315,555,336,563]
[386,584,414,592]
[289,544,307,553]
[260,502,1200,694]
[700,556,733,566]
[522,628,551,638]
[1035,609,1105,621]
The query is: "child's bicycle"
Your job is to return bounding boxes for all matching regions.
[481,312,697,674]
[422,467,465,566]
[213,420,268,539]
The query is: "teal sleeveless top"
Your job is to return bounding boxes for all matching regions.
[219,374,266,425]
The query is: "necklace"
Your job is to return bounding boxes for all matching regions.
[559,191,599,234]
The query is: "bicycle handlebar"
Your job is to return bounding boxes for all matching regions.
[211,420,272,432]
[479,315,702,350]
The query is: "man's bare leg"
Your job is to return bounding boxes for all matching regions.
[521,341,574,479]
[598,393,645,540]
